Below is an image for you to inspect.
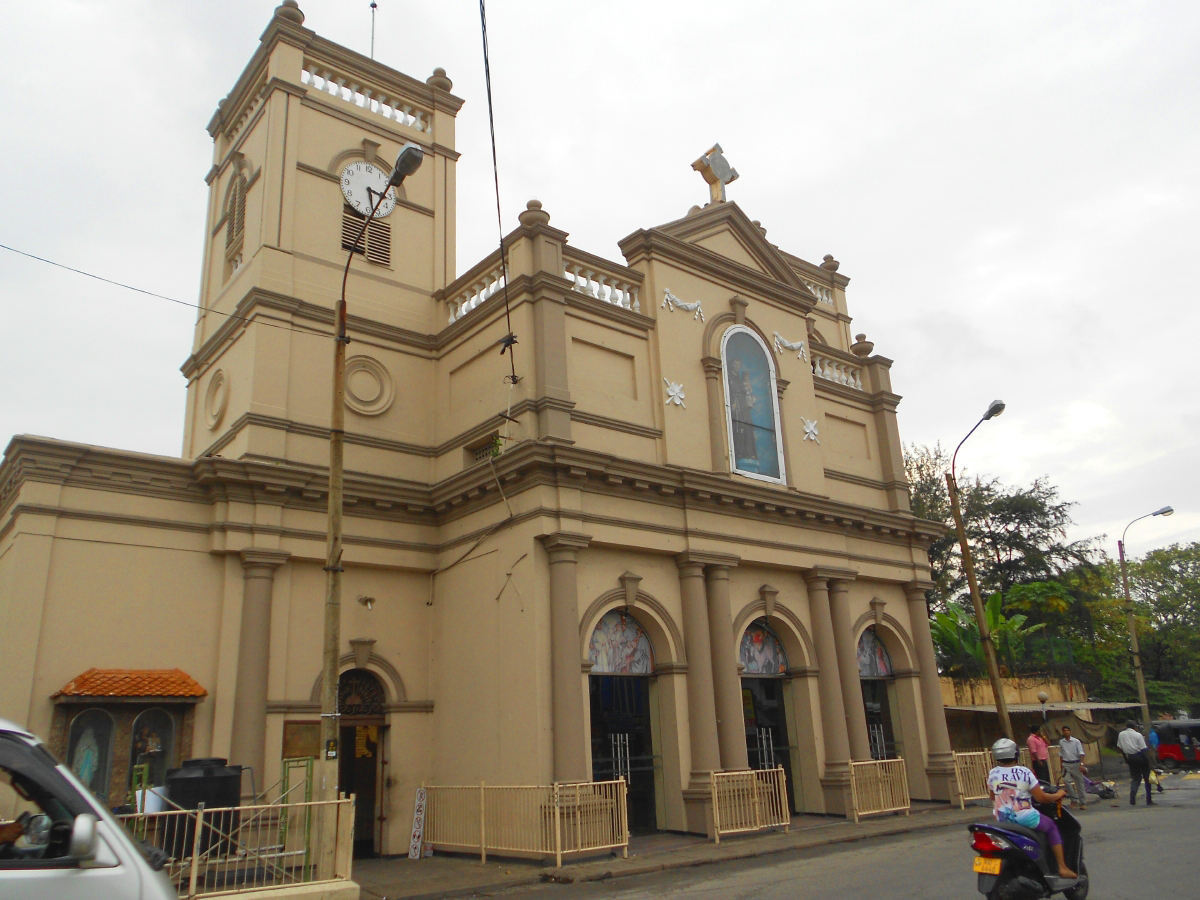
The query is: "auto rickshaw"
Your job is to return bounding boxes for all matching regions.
[1151,719,1200,769]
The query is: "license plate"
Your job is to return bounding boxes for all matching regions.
[973,857,1002,875]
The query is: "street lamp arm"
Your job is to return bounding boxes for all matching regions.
[1121,512,1155,547]
[951,415,986,483]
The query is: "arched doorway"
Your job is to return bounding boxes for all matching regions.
[338,668,386,857]
[857,626,899,759]
[739,618,797,812]
[587,609,658,833]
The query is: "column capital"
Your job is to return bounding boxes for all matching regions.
[803,565,856,589]
[239,548,290,573]
[539,532,591,556]
[676,550,740,569]
[701,356,722,378]
[905,580,936,602]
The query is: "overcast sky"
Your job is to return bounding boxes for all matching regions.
[0,1,1195,560]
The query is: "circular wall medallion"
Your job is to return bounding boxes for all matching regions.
[205,369,229,429]
[344,355,394,416]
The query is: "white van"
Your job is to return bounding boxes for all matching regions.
[0,717,176,899]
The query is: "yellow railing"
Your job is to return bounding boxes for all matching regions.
[423,780,628,868]
[1019,745,1062,783]
[849,758,911,824]
[953,750,993,809]
[117,796,354,898]
[710,767,790,843]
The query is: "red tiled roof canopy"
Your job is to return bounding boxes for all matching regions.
[54,668,207,699]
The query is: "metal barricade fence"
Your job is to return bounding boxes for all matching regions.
[117,796,353,898]
[422,780,629,868]
[709,767,790,843]
[849,758,911,824]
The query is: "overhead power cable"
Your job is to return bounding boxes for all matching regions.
[0,243,328,340]
[478,0,521,386]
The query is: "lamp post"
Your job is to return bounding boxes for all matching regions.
[1038,690,1049,726]
[945,399,1014,740]
[319,143,424,801]
[1117,505,1174,729]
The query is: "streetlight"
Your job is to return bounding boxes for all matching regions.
[1117,505,1174,729]
[1038,690,1049,726]
[944,399,1014,740]
[319,143,424,800]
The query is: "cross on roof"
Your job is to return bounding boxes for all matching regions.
[691,144,739,204]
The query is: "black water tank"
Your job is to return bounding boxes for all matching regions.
[164,758,243,855]
[166,758,242,810]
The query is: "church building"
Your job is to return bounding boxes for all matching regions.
[0,1,955,853]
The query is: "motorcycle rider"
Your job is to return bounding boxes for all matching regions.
[986,737,1077,879]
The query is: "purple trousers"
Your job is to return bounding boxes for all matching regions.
[1033,812,1063,846]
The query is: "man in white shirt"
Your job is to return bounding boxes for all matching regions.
[1058,726,1087,809]
[1117,721,1154,806]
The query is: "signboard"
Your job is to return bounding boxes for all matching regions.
[408,788,427,860]
[324,739,338,760]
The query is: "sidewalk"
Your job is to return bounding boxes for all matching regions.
[354,801,984,900]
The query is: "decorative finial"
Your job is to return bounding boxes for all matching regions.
[274,1,305,24]
[751,219,767,237]
[518,199,550,226]
[851,333,874,357]
[691,143,739,204]
[821,254,839,271]
[427,67,453,91]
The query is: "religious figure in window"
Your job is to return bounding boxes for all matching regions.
[588,610,654,675]
[722,329,782,481]
[857,626,893,678]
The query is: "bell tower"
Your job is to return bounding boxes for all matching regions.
[181,1,463,468]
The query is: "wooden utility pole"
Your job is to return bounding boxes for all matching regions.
[946,472,1014,741]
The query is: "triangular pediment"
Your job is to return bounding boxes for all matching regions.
[653,202,805,289]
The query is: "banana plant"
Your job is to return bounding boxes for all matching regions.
[930,590,1047,668]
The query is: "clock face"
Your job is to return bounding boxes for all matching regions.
[340,161,397,218]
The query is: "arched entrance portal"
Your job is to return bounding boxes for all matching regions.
[857,626,899,759]
[338,668,386,857]
[588,609,658,833]
[739,618,797,812]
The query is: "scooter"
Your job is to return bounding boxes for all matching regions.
[967,791,1088,900]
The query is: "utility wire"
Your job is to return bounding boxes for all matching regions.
[0,242,329,340]
[478,0,520,386]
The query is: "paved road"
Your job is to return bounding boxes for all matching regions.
[493,777,1200,900]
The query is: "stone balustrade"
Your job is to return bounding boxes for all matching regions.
[811,351,863,390]
[802,280,835,306]
[445,259,507,324]
[301,60,432,134]
[563,256,640,312]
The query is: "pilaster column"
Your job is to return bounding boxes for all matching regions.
[541,532,591,783]
[701,357,727,472]
[828,577,872,761]
[705,562,748,771]
[675,556,721,780]
[906,581,957,800]
[803,573,850,772]
[230,549,289,796]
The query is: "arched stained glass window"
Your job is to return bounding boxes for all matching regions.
[857,626,893,678]
[739,618,789,675]
[68,709,114,799]
[588,609,655,675]
[721,327,785,483]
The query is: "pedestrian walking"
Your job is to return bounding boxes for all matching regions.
[1058,726,1087,809]
[1117,720,1154,806]
[1026,724,1051,783]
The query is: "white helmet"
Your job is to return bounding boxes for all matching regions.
[992,737,1019,763]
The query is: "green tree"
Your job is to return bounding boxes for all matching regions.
[930,588,1047,676]
[903,444,1095,610]
[1131,542,1200,699]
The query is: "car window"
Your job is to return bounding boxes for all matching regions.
[0,763,76,866]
